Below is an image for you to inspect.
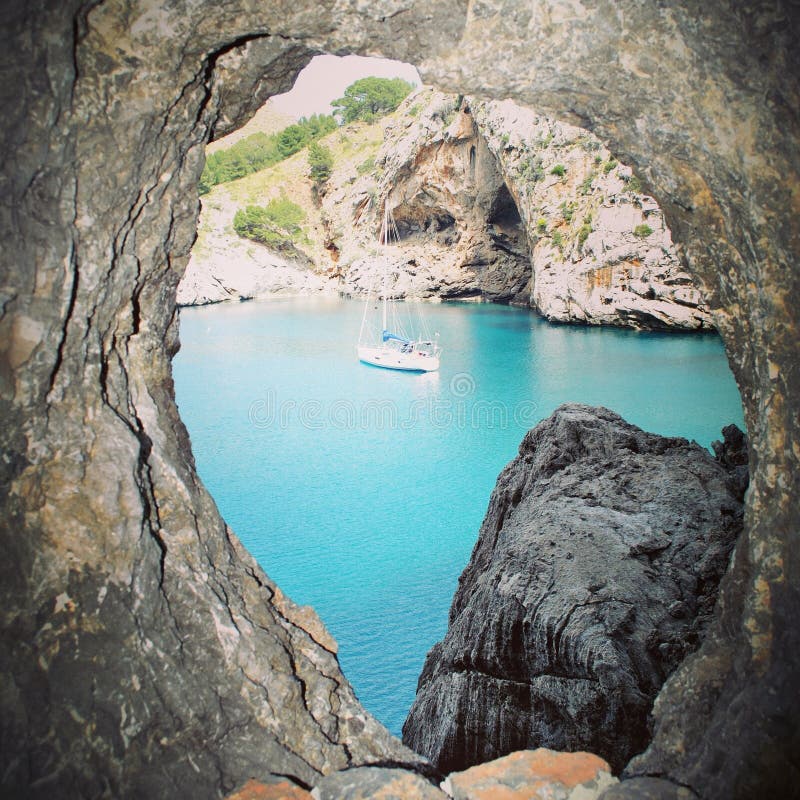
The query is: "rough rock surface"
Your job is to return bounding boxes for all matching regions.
[183,89,711,330]
[403,405,744,773]
[312,767,447,800]
[225,779,313,800]
[2,2,798,799]
[444,749,617,800]
[471,101,712,330]
[598,777,699,800]
[0,5,442,798]
[338,90,533,305]
[332,90,712,331]
[178,111,387,307]
[177,224,331,305]
[177,237,335,306]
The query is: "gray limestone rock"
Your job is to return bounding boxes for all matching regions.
[334,90,712,331]
[403,405,744,774]
[471,100,714,330]
[312,767,447,800]
[598,777,699,800]
[1,2,798,798]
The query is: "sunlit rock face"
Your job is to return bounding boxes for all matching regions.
[472,100,712,330]
[319,89,711,330]
[338,90,532,304]
[1,2,797,799]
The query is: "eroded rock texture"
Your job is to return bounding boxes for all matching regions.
[0,3,449,797]
[330,90,709,329]
[471,101,712,330]
[183,87,707,330]
[403,405,744,773]
[1,1,798,798]
[354,91,533,304]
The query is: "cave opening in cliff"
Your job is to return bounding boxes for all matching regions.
[9,3,795,796]
[487,183,522,229]
[177,41,749,761]
[175,42,749,768]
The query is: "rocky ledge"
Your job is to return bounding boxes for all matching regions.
[225,747,618,800]
[403,405,746,774]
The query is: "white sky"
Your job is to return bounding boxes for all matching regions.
[269,54,421,119]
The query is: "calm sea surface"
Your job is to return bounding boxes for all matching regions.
[172,297,744,737]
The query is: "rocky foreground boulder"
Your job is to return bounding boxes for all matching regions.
[404,405,746,774]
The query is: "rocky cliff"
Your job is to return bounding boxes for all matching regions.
[471,101,712,330]
[183,90,713,330]
[403,405,745,774]
[333,90,533,304]
[2,2,798,799]
[177,110,388,305]
[337,92,713,331]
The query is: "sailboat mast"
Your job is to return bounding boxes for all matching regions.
[382,202,388,332]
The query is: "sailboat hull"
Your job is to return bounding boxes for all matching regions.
[358,346,440,372]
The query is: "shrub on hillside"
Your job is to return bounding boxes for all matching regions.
[233,197,308,252]
[308,141,334,186]
[199,114,337,193]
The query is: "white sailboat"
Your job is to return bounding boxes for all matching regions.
[357,205,441,372]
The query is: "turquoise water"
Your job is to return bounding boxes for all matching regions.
[172,297,744,737]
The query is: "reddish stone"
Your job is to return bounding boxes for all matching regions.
[445,749,618,800]
[225,778,313,800]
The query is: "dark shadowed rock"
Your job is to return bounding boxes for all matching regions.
[598,776,699,800]
[403,405,745,773]
[711,424,749,502]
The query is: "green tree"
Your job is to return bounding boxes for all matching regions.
[308,141,334,185]
[199,115,337,194]
[233,197,307,252]
[331,77,415,124]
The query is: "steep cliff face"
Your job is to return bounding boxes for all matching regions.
[403,405,745,774]
[472,101,712,330]
[337,90,532,304]
[334,91,712,331]
[2,2,798,799]
[182,90,711,331]
[177,222,329,305]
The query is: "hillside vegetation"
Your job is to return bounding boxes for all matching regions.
[199,114,337,193]
[193,108,384,278]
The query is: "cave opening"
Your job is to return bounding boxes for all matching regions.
[487,183,522,229]
[176,45,743,778]
[5,3,796,798]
